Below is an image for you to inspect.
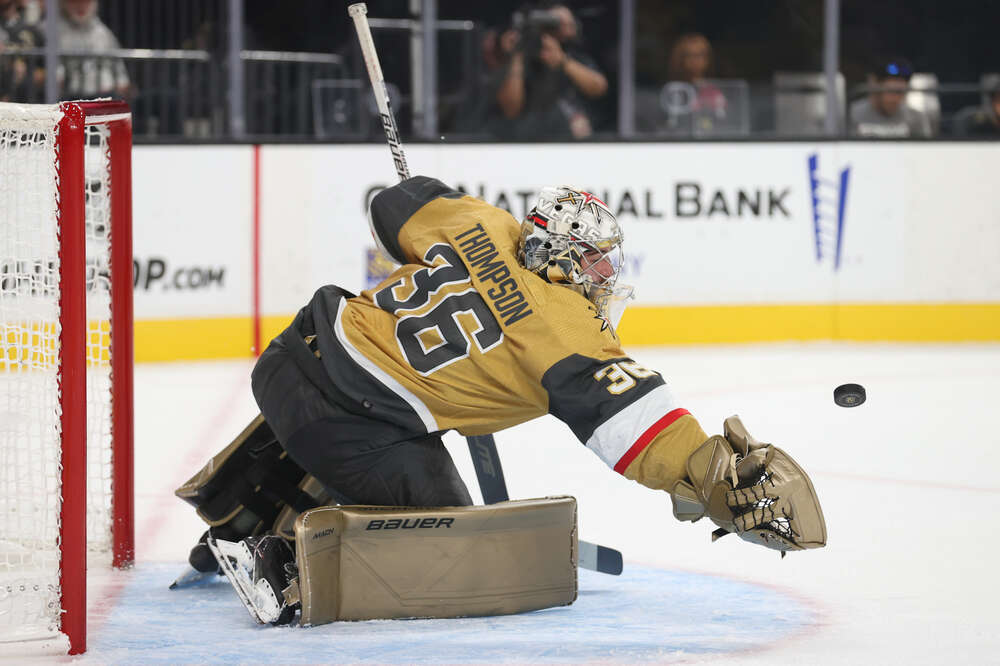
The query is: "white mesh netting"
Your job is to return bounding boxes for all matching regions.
[0,103,116,643]
[84,122,114,555]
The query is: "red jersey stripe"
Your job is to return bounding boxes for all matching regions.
[612,408,691,474]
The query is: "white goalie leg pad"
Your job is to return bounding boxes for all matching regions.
[206,537,284,624]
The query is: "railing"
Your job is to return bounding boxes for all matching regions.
[353,16,479,140]
[847,82,994,137]
[632,79,751,138]
[1,48,219,137]
[0,48,343,139]
[4,1,999,142]
[102,0,225,52]
[767,78,997,138]
[242,51,345,138]
[2,47,997,141]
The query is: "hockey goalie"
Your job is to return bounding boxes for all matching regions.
[176,177,826,626]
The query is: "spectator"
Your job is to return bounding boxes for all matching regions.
[849,58,933,138]
[0,0,45,102]
[491,3,608,140]
[951,79,1000,137]
[57,0,130,99]
[1,0,35,40]
[665,33,726,122]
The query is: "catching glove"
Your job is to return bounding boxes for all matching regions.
[670,416,827,554]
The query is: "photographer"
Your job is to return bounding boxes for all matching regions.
[491,3,607,140]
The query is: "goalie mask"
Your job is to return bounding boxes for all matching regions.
[519,186,633,328]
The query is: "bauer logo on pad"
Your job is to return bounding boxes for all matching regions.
[365,517,455,530]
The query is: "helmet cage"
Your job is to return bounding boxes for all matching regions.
[519,186,629,320]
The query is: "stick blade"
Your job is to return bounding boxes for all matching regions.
[168,566,218,590]
[578,540,623,576]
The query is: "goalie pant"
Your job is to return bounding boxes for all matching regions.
[250,313,473,508]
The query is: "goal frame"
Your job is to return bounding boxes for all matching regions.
[56,100,135,655]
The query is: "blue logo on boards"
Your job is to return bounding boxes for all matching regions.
[365,246,398,289]
[807,154,850,271]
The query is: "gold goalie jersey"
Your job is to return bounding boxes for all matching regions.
[308,176,705,481]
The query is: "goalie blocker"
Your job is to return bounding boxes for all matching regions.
[286,497,578,625]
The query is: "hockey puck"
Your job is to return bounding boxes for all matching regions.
[834,383,866,408]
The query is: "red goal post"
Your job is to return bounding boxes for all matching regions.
[0,100,134,655]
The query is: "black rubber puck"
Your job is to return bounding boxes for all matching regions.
[834,383,866,408]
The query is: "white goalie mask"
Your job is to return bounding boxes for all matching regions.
[518,186,634,328]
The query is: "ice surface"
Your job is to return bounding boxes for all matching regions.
[80,564,813,664]
[13,343,1000,664]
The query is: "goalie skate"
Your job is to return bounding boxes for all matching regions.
[206,535,294,625]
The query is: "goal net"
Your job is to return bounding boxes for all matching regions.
[0,101,133,654]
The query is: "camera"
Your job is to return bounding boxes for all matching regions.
[513,8,562,34]
[511,6,562,61]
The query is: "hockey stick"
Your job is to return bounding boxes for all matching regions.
[466,434,509,505]
[348,3,408,181]
[349,2,506,503]
[348,1,510,511]
[467,434,622,576]
[348,3,621,576]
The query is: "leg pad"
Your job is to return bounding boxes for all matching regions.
[175,414,331,540]
[291,497,578,625]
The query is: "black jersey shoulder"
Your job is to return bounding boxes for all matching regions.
[370,176,465,264]
[542,354,665,444]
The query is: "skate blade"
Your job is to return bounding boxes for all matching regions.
[206,537,266,624]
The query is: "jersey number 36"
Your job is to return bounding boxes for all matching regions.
[375,244,504,376]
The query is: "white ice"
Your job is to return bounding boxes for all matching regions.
[13,342,1000,664]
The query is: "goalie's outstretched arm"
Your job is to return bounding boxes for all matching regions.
[547,353,827,555]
